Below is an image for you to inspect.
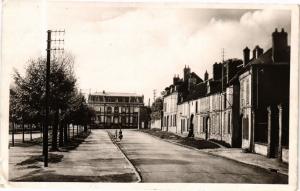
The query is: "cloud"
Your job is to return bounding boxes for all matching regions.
[3,3,291,103]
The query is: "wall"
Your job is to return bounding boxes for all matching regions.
[254,142,268,156]
[239,70,252,149]
[177,102,189,134]
[282,148,289,163]
[151,119,161,129]
[163,92,178,132]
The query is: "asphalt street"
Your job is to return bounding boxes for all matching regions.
[114,129,288,183]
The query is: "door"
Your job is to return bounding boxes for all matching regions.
[205,117,210,140]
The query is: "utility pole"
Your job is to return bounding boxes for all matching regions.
[220,48,225,141]
[153,89,156,102]
[44,29,65,167]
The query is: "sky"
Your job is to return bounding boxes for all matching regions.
[2,1,291,105]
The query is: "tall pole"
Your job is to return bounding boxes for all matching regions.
[43,30,51,167]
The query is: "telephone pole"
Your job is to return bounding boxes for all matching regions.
[44,29,65,167]
[153,89,156,102]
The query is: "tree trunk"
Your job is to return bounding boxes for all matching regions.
[12,122,15,147]
[40,123,43,138]
[51,110,59,151]
[22,122,25,143]
[30,124,33,141]
[84,124,87,133]
[72,124,74,138]
[59,121,64,147]
[64,123,68,144]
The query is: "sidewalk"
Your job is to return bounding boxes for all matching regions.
[139,129,288,176]
[201,148,288,175]
[9,129,139,182]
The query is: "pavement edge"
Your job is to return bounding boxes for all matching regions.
[106,130,142,183]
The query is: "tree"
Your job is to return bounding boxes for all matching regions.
[11,54,79,151]
[150,97,163,120]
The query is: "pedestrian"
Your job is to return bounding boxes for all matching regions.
[188,114,195,138]
[118,129,123,141]
[115,129,118,140]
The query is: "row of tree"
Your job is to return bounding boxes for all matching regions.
[9,54,95,150]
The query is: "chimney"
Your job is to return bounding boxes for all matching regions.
[204,70,209,81]
[183,65,191,82]
[252,49,257,60]
[173,74,180,85]
[256,46,264,57]
[213,62,222,80]
[243,46,250,66]
[103,90,105,94]
[252,45,264,60]
[272,28,288,63]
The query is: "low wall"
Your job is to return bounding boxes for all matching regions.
[168,126,177,134]
[222,133,233,147]
[151,119,161,129]
[195,132,206,140]
[242,139,250,150]
[282,148,289,163]
[254,142,268,156]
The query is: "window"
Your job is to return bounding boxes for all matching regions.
[170,115,173,127]
[246,79,249,105]
[133,116,137,124]
[114,107,119,113]
[240,80,244,107]
[122,116,126,124]
[174,115,176,126]
[164,103,167,112]
[107,106,112,114]
[122,107,126,113]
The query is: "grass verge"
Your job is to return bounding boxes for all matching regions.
[139,128,220,150]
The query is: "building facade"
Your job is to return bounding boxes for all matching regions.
[238,28,290,162]
[88,91,144,129]
[152,28,290,162]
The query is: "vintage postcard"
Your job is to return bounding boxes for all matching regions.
[0,1,299,190]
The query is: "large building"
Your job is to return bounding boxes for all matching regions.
[88,91,144,128]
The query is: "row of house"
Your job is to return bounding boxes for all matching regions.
[152,28,290,163]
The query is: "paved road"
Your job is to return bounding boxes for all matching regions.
[115,129,288,183]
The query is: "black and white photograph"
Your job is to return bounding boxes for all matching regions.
[1,1,299,189]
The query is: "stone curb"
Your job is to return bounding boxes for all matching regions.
[137,130,288,177]
[106,131,142,183]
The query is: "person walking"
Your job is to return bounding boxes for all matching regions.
[188,114,195,138]
[118,129,123,141]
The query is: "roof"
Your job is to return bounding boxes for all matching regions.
[90,91,143,97]
[228,46,290,85]
[185,82,207,101]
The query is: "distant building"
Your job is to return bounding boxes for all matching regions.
[88,91,144,129]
